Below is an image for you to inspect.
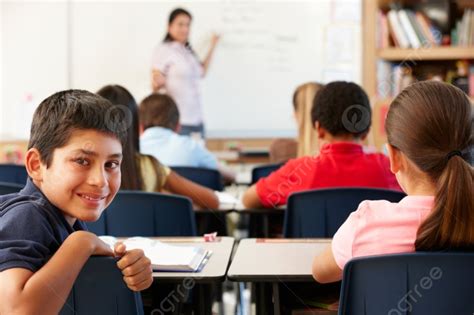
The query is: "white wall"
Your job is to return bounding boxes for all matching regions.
[1,1,69,140]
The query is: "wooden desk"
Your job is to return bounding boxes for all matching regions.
[228,238,331,315]
[213,150,270,165]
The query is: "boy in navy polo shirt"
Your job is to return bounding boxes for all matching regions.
[0,90,153,314]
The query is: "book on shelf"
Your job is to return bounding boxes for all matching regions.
[453,9,473,46]
[377,61,474,98]
[470,64,474,97]
[381,9,440,49]
[399,10,421,48]
[99,236,211,272]
[377,7,466,49]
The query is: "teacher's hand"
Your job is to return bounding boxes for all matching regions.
[210,33,221,47]
[151,69,165,92]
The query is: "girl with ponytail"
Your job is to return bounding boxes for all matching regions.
[312,81,474,283]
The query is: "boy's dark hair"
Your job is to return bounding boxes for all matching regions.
[28,89,128,167]
[311,81,371,138]
[139,94,180,131]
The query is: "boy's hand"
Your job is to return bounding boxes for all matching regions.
[91,235,115,256]
[114,243,153,291]
[71,231,114,256]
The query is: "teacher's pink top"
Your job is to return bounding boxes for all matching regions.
[332,196,434,269]
[152,41,204,126]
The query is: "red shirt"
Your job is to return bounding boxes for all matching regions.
[256,142,401,207]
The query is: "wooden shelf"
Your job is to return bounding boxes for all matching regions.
[378,47,474,61]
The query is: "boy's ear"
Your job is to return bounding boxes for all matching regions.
[25,148,44,182]
[174,123,181,134]
[359,129,370,141]
[139,123,144,135]
[314,121,325,139]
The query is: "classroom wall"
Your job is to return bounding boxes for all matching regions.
[1,0,362,140]
[1,2,69,140]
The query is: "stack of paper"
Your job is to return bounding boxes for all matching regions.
[99,236,210,272]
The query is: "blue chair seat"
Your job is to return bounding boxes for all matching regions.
[0,164,28,185]
[339,252,474,315]
[0,181,23,195]
[86,191,196,237]
[284,187,406,237]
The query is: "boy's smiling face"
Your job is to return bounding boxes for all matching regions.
[30,129,122,225]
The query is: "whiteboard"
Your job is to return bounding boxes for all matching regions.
[1,0,361,139]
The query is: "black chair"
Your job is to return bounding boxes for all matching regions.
[0,181,23,195]
[250,162,284,184]
[246,163,286,237]
[171,166,223,191]
[284,187,406,237]
[60,256,144,315]
[0,164,28,185]
[339,252,474,315]
[86,191,197,237]
[171,166,227,236]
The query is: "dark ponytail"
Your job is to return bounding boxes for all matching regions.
[385,81,474,251]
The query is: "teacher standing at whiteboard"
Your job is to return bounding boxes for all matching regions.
[151,8,219,137]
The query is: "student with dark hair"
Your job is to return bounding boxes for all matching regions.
[242,81,400,208]
[139,93,235,183]
[151,7,220,137]
[97,85,219,209]
[313,81,474,283]
[0,90,152,314]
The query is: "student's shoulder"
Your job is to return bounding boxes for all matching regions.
[280,155,320,171]
[0,194,53,230]
[365,151,390,163]
[353,199,400,219]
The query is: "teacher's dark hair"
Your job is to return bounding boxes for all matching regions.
[164,8,193,50]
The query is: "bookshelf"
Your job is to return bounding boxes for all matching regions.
[362,0,474,150]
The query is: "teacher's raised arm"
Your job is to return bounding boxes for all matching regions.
[151,8,220,137]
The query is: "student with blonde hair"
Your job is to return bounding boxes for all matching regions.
[269,82,323,163]
[313,81,474,283]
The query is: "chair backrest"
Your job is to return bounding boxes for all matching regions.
[60,256,144,315]
[339,252,474,315]
[0,164,28,185]
[284,187,406,238]
[171,166,223,191]
[87,191,197,237]
[0,181,23,195]
[251,163,284,184]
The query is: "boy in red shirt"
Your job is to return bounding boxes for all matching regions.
[242,81,400,208]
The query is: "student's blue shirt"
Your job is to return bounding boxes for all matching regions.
[140,126,218,169]
[0,178,87,272]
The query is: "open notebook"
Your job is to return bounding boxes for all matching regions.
[100,236,211,272]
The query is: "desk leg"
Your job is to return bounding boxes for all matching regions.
[272,283,281,315]
[194,284,212,315]
[255,283,273,315]
[263,214,269,237]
